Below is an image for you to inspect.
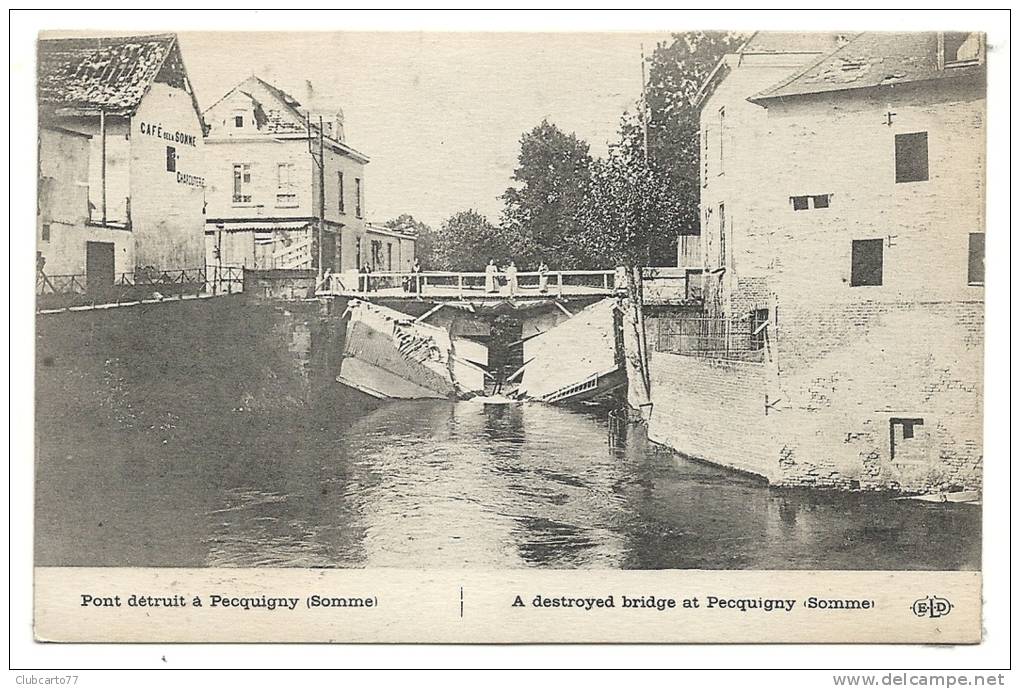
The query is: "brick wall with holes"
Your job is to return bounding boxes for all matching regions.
[768,299,983,492]
[646,296,983,492]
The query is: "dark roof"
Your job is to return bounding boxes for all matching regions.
[750,32,985,102]
[38,33,188,116]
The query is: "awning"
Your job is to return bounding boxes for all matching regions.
[205,220,313,233]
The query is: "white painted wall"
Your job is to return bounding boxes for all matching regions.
[37,127,134,276]
[130,81,207,270]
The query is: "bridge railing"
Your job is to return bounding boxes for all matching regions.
[36,265,244,312]
[324,269,621,297]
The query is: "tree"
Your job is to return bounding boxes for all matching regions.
[574,156,681,405]
[433,210,513,271]
[383,214,437,269]
[617,31,748,265]
[500,120,594,268]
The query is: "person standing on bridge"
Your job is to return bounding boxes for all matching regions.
[409,258,422,294]
[538,260,549,294]
[506,261,518,297]
[485,260,499,294]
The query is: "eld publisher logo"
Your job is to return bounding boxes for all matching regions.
[912,596,953,618]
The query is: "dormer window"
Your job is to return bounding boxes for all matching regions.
[233,112,245,128]
[939,32,984,68]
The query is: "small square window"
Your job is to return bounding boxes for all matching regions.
[895,132,929,183]
[234,115,244,128]
[812,194,830,209]
[968,232,985,285]
[851,238,884,287]
[791,196,809,211]
[890,417,924,460]
[41,223,51,242]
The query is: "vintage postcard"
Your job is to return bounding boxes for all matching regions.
[29,25,988,646]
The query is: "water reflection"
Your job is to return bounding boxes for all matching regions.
[37,397,980,570]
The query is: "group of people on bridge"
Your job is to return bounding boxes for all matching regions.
[323,258,560,296]
[484,259,550,296]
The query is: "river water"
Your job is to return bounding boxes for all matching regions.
[36,395,979,570]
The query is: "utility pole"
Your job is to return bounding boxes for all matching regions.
[635,43,652,404]
[318,115,325,279]
[99,109,107,226]
[307,113,326,279]
[640,43,649,167]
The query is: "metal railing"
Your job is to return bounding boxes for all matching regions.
[319,269,621,298]
[36,266,244,311]
[654,315,768,362]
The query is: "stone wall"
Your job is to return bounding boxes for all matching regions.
[645,298,983,493]
[35,296,364,430]
[772,299,983,491]
[647,351,775,480]
[244,269,317,300]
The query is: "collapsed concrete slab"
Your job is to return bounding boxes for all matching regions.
[337,299,486,400]
[517,297,626,404]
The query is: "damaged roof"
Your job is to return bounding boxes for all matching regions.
[204,75,370,162]
[738,31,844,55]
[692,32,843,108]
[750,32,985,102]
[38,33,200,118]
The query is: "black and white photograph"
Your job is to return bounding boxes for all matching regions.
[34,28,984,572]
[13,9,1009,663]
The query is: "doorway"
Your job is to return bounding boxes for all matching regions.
[85,241,115,295]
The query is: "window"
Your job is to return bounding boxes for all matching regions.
[940,32,983,68]
[276,163,296,206]
[890,418,924,461]
[387,243,393,271]
[751,308,769,350]
[370,239,383,269]
[850,239,884,287]
[895,132,929,183]
[337,172,345,213]
[355,178,363,218]
[791,194,832,210]
[702,128,710,185]
[41,223,51,242]
[718,107,725,174]
[718,203,726,268]
[233,114,244,128]
[232,163,252,204]
[166,146,176,173]
[356,238,362,269]
[703,207,712,259]
[968,233,985,285]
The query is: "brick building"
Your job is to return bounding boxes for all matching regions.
[647,32,985,492]
[37,33,207,285]
[203,76,415,276]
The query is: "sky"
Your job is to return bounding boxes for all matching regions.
[177,31,671,229]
